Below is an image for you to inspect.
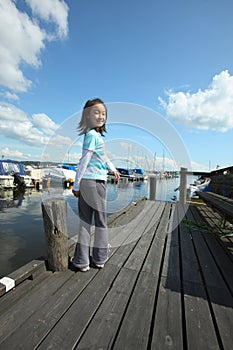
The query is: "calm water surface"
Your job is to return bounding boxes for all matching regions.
[0,178,180,276]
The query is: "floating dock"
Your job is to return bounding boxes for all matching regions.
[0,199,232,349]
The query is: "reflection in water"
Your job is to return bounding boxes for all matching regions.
[0,188,44,277]
[0,188,33,211]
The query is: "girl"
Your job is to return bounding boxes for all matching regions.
[72,98,120,272]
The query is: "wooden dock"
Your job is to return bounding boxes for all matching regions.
[0,199,232,349]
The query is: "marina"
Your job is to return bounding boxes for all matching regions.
[0,197,232,349]
[1,1,232,348]
[1,165,232,277]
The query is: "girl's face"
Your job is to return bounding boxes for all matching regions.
[88,103,106,129]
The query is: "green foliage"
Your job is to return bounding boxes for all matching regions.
[182,218,233,238]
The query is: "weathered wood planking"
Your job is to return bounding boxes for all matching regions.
[113,203,175,350]
[178,204,220,350]
[38,200,165,349]
[198,191,233,224]
[187,205,233,350]
[150,205,183,350]
[0,200,232,350]
[195,204,233,263]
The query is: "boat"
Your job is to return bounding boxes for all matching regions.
[107,167,135,182]
[174,176,211,199]
[0,173,14,189]
[116,168,135,181]
[42,164,76,188]
[132,168,148,181]
[188,177,211,198]
[0,159,34,189]
[60,164,76,186]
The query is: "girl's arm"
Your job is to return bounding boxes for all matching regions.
[72,149,93,191]
[105,157,120,181]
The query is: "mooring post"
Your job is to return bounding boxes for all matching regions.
[149,175,157,200]
[179,167,187,204]
[41,198,68,271]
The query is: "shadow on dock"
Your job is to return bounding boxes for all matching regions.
[0,199,232,349]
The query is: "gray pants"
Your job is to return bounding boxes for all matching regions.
[73,179,108,268]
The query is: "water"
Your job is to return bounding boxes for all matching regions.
[0,178,180,276]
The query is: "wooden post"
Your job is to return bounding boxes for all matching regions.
[179,167,187,204]
[149,175,157,200]
[41,199,68,271]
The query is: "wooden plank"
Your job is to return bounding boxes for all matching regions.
[197,203,232,238]
[123,226,155,271]
[0,282,6,296]
[8,259,46,285]
[112,205,174,348]
[108,200,157,250]
[161,220,180,288]
[112,271,159,350]
[0,270,51,316]
[36,265,122,350]
[142,203,174,275]
[190,206,233,294]
[151,276,183,350]
[150,206,183,349]
[0,259,46,297]
[108,201,162,269]
[179,205,220,349]
[221,236,233,258]
[183,282,220,350]
[196,205,233,260]
[107,197,148,227]
[179,211,203,284]
[0,268,99,349]
[124,203,166,271]
[187,208,233,350]
[122,200,162,245]
[196,204,233,264]
[198,192,233,221]
[0,269,75,345]
[74,268,138,350]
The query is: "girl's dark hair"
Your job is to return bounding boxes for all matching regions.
[78,98,107,136]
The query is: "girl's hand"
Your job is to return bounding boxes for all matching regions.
[72,189,80,198]
[114,170,120,181]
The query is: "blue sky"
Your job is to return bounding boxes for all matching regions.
[0,0,233,172]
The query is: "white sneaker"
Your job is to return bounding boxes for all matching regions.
[95,263,104,269]
[72,259,90,272]
[79,266,90,272]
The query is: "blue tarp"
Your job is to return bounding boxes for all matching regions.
[0,159,26,176]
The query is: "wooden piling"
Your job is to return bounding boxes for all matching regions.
[179,167,187,204]
[149,175,157,200]
[41,198,68,271]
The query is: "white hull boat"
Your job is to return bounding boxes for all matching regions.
[0,159,34,189]
[0,175,15,189]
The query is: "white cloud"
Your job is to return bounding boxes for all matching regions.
[0,0,69,92]
[32,113,58,135]
[0,0,45,91]
[160,70,233,132]
[0,102,28,122]
[1,147,31,159]
[0,102,60,147]
[4,92,19,101]
[25,0,69,39]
